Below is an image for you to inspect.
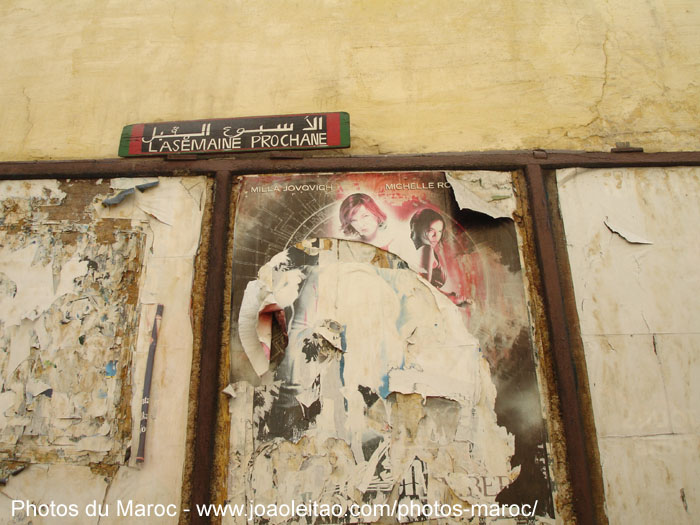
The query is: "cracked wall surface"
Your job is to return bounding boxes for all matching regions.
[0,177,207,524]
[557,167,700,524]
[1,0,699,160]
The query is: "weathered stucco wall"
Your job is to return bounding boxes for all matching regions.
[1,0,699,161]
[557,167,700,524]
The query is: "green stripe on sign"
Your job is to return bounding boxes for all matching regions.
[339,112,351,147]
[118,125,134,157]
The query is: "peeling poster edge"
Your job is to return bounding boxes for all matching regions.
[604,216,653,245]
[446,170,516,219]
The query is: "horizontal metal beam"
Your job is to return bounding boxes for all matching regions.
[1,151,700,178]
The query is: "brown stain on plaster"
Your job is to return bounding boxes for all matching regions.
[94,218,133,245]
[120,240,143,308]
[613,171,623,189]
[88,462,119,479]
[44,180,111,222]
[587,229,602,259]
[390,393,426,441]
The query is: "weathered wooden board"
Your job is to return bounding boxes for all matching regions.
[119,112,350,157]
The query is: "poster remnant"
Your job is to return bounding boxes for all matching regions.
[228,172,555,523]
[0,182,145,465]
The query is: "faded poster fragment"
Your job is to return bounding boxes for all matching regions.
[445,170,516,219]
[228,172,555,523]
[0,176,208,522]
[0,181,144,465]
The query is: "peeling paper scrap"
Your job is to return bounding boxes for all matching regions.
[604,217,653,244]
[238,280,272,376]
[387,367,478,403]
[102,187,135,206]
[0,180,66,201]
[73,436,113,453]
[0,245,89,329]
[0,245,54,328]
[313,319,344,351]
[0,463,27,485]
[136,199,174,226]
[223,384,238,398]
[25,380,52,398]
[445,171,515,219]
[0,393,16,430]
[238,263,300,377]
[54,254,89,297]
[136,181,159,192]
[134,180,180,226]
[6,320,33,381]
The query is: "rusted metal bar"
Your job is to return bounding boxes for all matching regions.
[1,150,700,178]
[190,170,232,524]
[524,164,600,524]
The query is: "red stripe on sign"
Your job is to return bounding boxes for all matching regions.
[130,124,145,155]
[326,113,340,146]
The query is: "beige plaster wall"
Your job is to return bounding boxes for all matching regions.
[1,0,699,161]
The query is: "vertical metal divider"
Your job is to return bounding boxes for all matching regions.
[524,164,606,524]
[190,170,233,524]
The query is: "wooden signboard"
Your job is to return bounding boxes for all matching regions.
[118,112,350,157]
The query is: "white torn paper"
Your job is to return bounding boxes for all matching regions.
[0,392,16,430]
[446,170,516,219]
[604,216,653,245]
[54,254,89,297]
[25,379,52,398]
[223,384,238,398]
[0,245,56,328]
[229,240,515,523]
[238,280,272,376]
[238,255,303,377]
[0,180,66,201]
[5,320,33,382]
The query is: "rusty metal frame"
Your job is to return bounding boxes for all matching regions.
[190,171,232,524]
[525,164,603,524]
[1,151,700,179]
[3,150,700,525]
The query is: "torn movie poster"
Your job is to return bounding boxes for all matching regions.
[228,172,555,523]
